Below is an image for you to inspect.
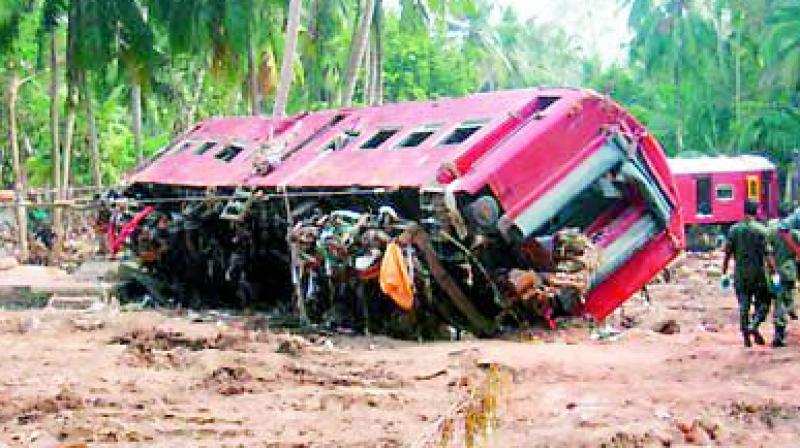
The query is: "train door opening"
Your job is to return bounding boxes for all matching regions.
[761,171,772,215]
[696,176,712,215]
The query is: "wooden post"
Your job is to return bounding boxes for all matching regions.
[7,71,32,261]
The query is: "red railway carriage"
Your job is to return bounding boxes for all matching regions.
[668,156,779,226]
[121,88,684,334]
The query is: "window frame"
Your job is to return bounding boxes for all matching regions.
[360,127,402,150]
[214,144,246,162]
[193,141,218,156]
[715,183,734,202]
[395,123,443,149]
[172,140,196,155]
[321,130,361,152]
[437,119,489,147]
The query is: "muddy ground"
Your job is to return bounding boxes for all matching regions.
[0,253,799,447]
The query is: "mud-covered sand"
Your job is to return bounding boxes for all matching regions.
[1,253,799,447]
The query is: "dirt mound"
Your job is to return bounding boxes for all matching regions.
[201,366,258,395]
[729,400,800,428]
[279,361,405,389]
[120,343,192,369]
[601,431,668,448]
[111,327,252,369]
[0,387,84,424]
[110,327,250,352]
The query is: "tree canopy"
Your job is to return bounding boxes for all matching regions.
[0,0,799,192]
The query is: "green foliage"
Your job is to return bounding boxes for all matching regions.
[3,0,799,193]
[587,0,800,167]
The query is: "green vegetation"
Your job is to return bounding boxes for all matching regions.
[0,0,798,193]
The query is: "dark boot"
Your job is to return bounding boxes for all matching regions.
[743,331,752,348]
[772,327,787,348]
[750,328,766,346]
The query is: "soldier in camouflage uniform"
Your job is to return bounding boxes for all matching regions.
[723,199,776,347]
[767,204,800,347]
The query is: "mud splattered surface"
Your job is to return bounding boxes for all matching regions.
[1,253,800,447]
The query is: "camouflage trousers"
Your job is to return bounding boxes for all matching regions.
[735,282,771,335]
[774,281,795,330]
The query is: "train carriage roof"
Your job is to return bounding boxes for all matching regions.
[129,88,597,189]
[668,155,775,175]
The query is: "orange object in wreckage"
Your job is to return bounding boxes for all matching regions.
[379,242,414,311]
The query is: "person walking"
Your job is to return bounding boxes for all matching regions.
[722,199,776,347]
[767,204,800,347]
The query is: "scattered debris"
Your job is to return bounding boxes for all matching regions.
[601,431,667,448]
[413,364,510,448]
[110,327,249,352]
[652,318,681,335]
[729,400,800,428]
[69,317,105,331]
[276,333,312,356]
[0,387,84,424]
[414,369,448,381]
[202,366,257,395]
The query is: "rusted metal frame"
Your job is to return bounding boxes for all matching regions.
[438,230,504,309]
[405,224,496,335]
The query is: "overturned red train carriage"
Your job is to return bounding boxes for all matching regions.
[111,88,685,335]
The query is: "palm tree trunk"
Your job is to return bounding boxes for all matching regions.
[248,37,260,115]
[273,0,303,119]
[373,0,384,105]
[363,40,373,105]
[8,72,31,261]
[62,87,77,201]
[49,30,63,246]
[85,90,101,188]
[341,0,376,107]
[131,82,143,163]
[305,0,321,107]
[370,37,380,104]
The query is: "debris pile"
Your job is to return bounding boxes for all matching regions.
[501,229,600,326]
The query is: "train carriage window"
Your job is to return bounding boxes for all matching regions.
[536,96,560,111]
[194,141,217,155]
[215,145,245,162]
[398,124,442,148]
[716,184,734,201]
[439,120,487,146]
[361,128,400,149]
[323,130,360,152]
[174,141,194,153]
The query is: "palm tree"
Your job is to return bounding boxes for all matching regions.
[1,0,34,260]
[763,0,800,92]
[147,0,286,118]
[623,0,718,152]
[341,0,376,106]
[273,0,302,118]
[39,0,155,243]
